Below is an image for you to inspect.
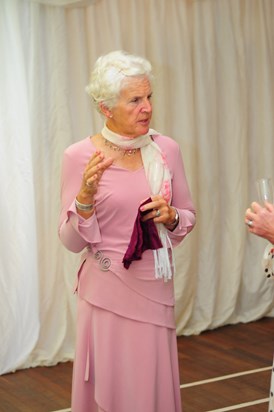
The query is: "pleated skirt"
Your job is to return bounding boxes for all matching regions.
[71,297,182,412]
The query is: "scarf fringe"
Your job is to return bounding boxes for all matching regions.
[153,225,175,282]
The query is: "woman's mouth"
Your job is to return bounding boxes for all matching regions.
[139,119,150,125]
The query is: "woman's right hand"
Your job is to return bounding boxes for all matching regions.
[77,150,113,204]
[245,201,274,243]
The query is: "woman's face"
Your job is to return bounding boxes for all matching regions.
[106,76,153,138]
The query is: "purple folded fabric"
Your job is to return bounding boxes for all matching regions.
[123,197,163,269]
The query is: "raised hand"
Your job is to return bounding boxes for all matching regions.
[76,150,113,214]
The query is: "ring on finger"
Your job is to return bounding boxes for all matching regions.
[86,180,92,187]
[247,219,253,227]
[155,209,161,217]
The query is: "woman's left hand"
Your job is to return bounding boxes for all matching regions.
[140,195,176,226]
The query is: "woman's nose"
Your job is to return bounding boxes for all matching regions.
[141,99,152,113]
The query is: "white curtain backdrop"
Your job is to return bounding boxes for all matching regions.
[1,0,274,374]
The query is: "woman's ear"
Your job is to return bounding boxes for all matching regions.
[99,103,113,118]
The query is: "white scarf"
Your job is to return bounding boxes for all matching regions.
[101,123,175,281]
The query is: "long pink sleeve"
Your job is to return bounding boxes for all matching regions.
[58,139,102,253]
[161,137,196,245]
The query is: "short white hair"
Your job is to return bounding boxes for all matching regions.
[86,50,153,112]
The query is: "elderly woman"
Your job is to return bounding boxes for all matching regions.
[245,201,274,411]
[59,50,196,412]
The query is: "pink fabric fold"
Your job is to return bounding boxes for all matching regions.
[122,197,162,269]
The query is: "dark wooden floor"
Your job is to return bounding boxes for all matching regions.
[0,317,273,412]
[178,316,274,411]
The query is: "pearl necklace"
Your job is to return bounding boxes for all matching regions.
[103,137,139,156]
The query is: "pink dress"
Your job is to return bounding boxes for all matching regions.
[59,133,196,412]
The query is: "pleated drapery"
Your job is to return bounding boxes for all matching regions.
[0,0,273,374]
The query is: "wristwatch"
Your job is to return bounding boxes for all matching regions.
[168,208,179,229]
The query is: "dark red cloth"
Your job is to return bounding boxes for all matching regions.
[123,197,163,269]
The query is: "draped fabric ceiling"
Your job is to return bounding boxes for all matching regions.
[0,0,274,374]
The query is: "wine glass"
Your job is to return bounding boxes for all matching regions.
[256,177,273,205]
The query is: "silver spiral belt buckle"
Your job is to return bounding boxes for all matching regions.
[94,250,111,271]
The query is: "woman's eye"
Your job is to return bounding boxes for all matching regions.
[129,94,152,104]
